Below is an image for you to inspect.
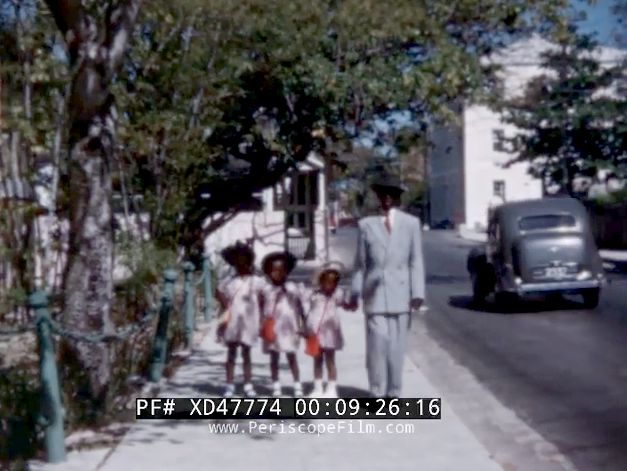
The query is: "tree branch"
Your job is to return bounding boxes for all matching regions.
[44,0,83,37]
[103,0,142,79]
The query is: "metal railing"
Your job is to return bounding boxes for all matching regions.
[0,255,216,464]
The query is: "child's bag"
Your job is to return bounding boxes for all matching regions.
[304,297,330,357]
[260,316,277,343]
[305,333,321,357]
[260,289,282,343]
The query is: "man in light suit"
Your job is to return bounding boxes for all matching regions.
[347,174,425,398]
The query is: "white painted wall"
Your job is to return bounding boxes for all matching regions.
[462,105,543,230]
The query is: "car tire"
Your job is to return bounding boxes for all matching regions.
[581,288,600,309]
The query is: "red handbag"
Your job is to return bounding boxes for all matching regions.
[305,334,321,357]
[261,289,283,343]
[305,298,330,357]
[260,316,277,343]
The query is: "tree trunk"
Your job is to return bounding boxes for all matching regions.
[60,139,115,399]
[44,0,141,404]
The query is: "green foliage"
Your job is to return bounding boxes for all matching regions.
[0,362,41,464]
[589,187,627,207]
[113,0,572,251]
[497,31,627,195]
[116,239,178,290]
[613,0,627,47]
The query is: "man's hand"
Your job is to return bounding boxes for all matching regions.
[410,298,423,311]
[344,295,359,312]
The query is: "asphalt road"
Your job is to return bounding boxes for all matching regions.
[411,229,627,471]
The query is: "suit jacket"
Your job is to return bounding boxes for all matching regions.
[350,209,425,314]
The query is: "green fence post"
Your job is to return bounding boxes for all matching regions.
[202,255,214,322]
[30,291,66,463]
[149,269,178,382]
[182,262,196,348]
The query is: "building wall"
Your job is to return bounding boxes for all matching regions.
[428,107,466,227]
[430,34,625,231]
[203,168,328,272]
[462,105,543,230]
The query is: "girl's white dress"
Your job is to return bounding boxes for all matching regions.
[303,288,347,351]
[217,275,267,346]
[262,282,306,353]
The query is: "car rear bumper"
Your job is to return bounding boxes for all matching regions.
[516,279,602,294]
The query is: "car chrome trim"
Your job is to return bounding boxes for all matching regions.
[516,280,602,293]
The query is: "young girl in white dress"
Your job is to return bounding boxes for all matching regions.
[304,262,349,398]
[260,251,306,397]
[215,242,266,398]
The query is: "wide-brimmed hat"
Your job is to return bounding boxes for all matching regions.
[370,173,406,196]
[262,251,297,274]
[221,241,255,267]
[311,261,345,286]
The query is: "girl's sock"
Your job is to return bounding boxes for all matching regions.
[243,383,256,398]
[223,383,235,398]
[293,381,303,398]
[310,379,324,396]
[325,380,337,398]
[272,381,282,397]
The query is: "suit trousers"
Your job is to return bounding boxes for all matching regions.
[365,312,411,397]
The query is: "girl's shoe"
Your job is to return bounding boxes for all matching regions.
[324,382,338,398]
[223,383,235,398]
[293,382,304,398]
[308,380,324,397]
[243,383,256,398]
[272,382,282,398]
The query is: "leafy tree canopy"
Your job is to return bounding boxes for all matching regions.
[113,0,573,251]
[495,29,627,196]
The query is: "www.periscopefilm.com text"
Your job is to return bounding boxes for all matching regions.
[207,420,416,435]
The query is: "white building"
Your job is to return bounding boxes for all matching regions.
[204,153,329,270]
[428,34,626,231]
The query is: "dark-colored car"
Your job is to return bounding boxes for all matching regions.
[467,198,605,308]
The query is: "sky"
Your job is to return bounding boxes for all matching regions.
[576,0,621,46]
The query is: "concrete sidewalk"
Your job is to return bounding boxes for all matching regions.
[31,307,502,471]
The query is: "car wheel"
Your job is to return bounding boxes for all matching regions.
[581,288,600,309]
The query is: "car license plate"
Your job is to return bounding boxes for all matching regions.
[545,266,568,279]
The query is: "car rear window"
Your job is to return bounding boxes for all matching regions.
[519,214,576,231]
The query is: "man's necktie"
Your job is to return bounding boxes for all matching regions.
[384,212,391,234]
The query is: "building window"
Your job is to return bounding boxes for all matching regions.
[492,129,505,152]
[493,180,506,199]
[274,171,319,210]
